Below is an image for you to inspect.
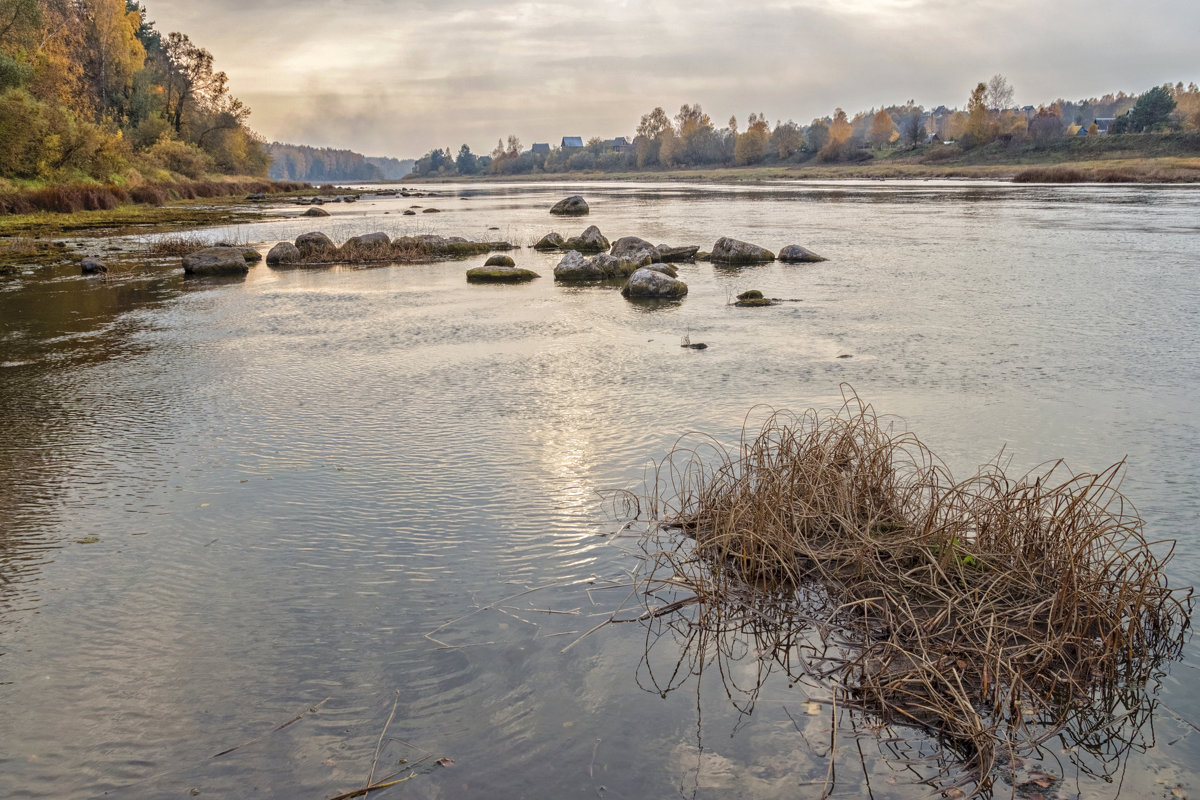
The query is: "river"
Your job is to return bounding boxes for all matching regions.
[1,180,1198,798]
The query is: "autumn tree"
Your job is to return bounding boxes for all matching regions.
[770,119,803,159]
[818,108,852,161]
[963,82,991,147]
[868,109,896,148]
[83,0,144,116]
[634,105,670,167]
[733,112,769,165]
[1028,105,1063,142]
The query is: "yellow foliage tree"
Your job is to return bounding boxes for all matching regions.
[733,112,769,165]
[868,109,896,148]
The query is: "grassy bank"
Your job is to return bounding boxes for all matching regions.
[0,177,319,240]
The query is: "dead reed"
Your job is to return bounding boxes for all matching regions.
[623,389,1190,793]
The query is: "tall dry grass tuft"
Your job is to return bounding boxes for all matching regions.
[621,388,1190,793]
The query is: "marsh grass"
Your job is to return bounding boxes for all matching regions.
[619,388,1190,794]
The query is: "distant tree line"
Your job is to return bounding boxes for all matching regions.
[268,143,414,182]
[0,0,268,187]
[410,78,1200,177]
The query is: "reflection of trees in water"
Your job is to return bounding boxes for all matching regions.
[610,393,1191,797]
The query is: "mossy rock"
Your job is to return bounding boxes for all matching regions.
[466,266,540,283]
[243,249,262,263]
[484,254,516,267]
[737,289,763,301]
[735,297,773,307]
[302,206,330,217]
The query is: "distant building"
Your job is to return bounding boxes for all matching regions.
[1093,117,1116,134]
[531,143,550,155]
[607,136,632,153]
[561,136,584,149]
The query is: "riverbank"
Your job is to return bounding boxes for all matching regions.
[405,134,1200,184]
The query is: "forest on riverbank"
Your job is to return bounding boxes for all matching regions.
[0,0,276,210]
[410,77,1200,182]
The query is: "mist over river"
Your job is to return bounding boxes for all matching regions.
[2,180,1199,798]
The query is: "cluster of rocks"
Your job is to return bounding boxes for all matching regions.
[294,195,358,206]
[263,231,513,267]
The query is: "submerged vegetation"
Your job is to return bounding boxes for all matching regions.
[615,390,1190,794]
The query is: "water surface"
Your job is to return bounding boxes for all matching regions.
[1,180,1198,798]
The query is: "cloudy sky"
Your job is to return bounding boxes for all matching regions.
[144,0,1197,159]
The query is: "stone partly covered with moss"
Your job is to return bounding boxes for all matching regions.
[484,254,516,267]
[549,195,589,215]
[392,235,507,258]
[295,231,336,258]
[562,225,610,253]
[534,232,566,250]
[242,249,262,263]
[554,251,644,281]
[621,267,688,300]
[303,206,330,217]
[466,265,540,283]
[266,241,301,265]
[182,246,251,276]
[778,244,827,263]
[735,289,772,307]
[710,237,775,264]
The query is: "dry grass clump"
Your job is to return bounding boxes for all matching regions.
[625,390,1189,793]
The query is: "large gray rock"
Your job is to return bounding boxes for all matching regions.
[778,244,827,263]
[345,232,391,249]
[266,241,302,265]
[609,236,657,265]
[534,232,565,250]
[710,237,775,264]
[550,195,589,215]
[182,246,251,276]
[654,244,700,262]
[295,231,336,258]
[562,225,610,253]
[302,206,330,217]
[621,267,688,300]
[553,250,602,281]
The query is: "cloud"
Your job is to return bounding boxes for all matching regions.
[143,0,1200,157]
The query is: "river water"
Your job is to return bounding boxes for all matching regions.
[1,180,1198,798]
